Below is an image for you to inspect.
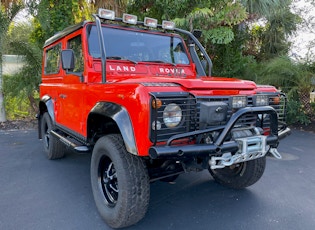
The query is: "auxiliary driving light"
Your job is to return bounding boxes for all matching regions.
[255,95,269,106]
[162,20,175,30]
[123,13,137,25]
[144,17,158,28]
[98,9,115,20]
[232,96,247,109]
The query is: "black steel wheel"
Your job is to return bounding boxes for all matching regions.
[91,134,150,228]
[209,157,266,189]
[99,157,118,207]
[40,112,65,159]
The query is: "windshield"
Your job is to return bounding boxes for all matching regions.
[87,25,190,65]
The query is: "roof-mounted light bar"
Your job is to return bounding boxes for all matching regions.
[98,9,115,20]
[97,8,175,30]
[123,13,137,25]
[144,17,158,28]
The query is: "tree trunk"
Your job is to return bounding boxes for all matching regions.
[28,94,38,114]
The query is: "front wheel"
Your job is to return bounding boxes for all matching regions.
[90,134,150,228]
[208,157,266,189]
[40,112,65,160]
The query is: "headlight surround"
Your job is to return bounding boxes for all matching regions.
[163,103,182,128]
[232,96,247,109]
[255,95,269,106]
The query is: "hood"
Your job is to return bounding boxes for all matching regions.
[116,76,257,90]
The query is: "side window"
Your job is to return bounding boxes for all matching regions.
[68,36,84,72]
[45,43,61,74]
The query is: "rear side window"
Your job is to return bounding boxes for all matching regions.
[45,43,61,74]
[68,35,84,72]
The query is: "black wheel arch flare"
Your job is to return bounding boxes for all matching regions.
[88,102,138,155]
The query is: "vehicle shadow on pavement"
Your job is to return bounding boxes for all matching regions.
[128,171,261,230]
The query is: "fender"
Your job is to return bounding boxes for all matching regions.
[38,95,55,139]
[40,95,55,123]
[89,102,138,155]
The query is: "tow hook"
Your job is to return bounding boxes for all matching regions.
[269,147,282,159]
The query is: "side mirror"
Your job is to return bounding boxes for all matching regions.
[61,49,75,71]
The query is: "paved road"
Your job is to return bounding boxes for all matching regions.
[0,129,315,230]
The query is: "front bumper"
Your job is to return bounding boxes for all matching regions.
[149,106,290,159]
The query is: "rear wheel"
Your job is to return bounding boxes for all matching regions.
[209,157,266,189]
[40,112,65,159]
[91,134,150,228]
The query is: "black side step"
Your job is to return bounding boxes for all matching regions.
[50,130,90,152]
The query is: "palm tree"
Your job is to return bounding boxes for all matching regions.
[0,0,24,122]
[240,0,285,19]
[5,22,42,114]
[239,0,300,61]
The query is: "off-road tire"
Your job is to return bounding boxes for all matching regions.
[40,112,65,159]
[209,157,266,189]
[90,134,150,229]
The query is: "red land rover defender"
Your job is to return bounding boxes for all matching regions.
[38,9,291,228]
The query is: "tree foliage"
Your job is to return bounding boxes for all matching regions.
[28,0,91,45]
[0,0,24,121]
[90,0,127,16]
[255,56,314,123]
[5,22,41,114]
[1,0,314,122]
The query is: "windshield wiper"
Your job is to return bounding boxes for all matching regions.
[143,60,176,66]
[106,56,138,64]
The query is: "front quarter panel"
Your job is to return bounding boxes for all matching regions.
[89,102,138,155]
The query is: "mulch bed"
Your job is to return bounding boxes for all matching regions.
[291,121,315,133]
[0,119,38,131]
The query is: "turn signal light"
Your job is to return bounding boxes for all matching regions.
[271,96,281,105]
[152,99,162,109]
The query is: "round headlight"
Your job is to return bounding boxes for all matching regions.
[163,103,182,128]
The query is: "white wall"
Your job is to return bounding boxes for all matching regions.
[2,55,25,75]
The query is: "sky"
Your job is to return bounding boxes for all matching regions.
[289,0,315,61]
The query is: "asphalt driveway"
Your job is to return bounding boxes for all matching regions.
[0,129,314,230]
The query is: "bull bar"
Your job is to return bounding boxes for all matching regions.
[149,106,291,159]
